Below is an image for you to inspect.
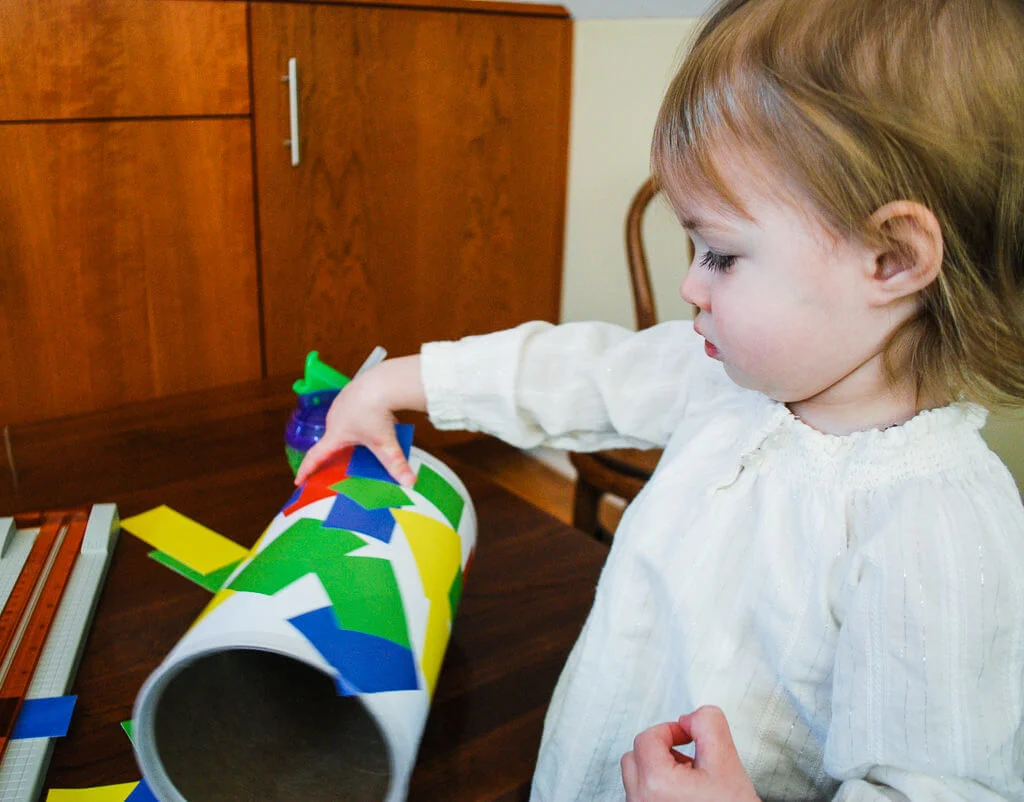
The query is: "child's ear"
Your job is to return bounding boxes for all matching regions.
[865,201,943,305]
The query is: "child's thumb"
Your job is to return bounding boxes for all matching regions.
[679,706,741,773]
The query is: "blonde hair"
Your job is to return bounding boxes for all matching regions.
[652,0,1024,408]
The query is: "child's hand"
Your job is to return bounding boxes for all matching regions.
[621,706,760,802]
[294,355,427,487]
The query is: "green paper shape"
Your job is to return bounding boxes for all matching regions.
[286,444,306,476]
[331,477,413,511]
[414,465,465,529]
[149,551,242,593]
[448,569,463,619]
[227,518,410,648]
[292,351,350,395]
[121,719,134,744]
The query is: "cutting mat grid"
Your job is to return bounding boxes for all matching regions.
[0,507,118,802]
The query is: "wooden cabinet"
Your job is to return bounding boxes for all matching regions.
[251,2,571,375]
[0,0,571,425]
[0,0,261,424]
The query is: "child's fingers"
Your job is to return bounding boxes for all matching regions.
[632,721,690,773]
[296,420,415,487]
[295,430,358,485]
[620,749,639,795]
[669,748,694,767]
[678,706,740,773]
[623,721,695,799]
[368,440,416,487]
[294,436,338,485]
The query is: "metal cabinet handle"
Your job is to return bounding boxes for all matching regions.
[281,57,300,166]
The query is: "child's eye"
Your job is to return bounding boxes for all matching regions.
[699,250,737,273]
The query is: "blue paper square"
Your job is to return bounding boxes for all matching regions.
[11,695,76,740]
[323,494,396,543]
[347,424,414,485]
[289,606,419,695]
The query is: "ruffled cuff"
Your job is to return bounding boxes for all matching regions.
[420,339,468,431]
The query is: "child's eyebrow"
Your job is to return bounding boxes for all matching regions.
[680,216,733,234]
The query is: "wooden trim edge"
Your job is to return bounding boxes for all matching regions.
[238,0,572,20]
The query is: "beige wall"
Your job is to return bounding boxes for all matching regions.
[984,410,1024,492]
[560,19,698,328]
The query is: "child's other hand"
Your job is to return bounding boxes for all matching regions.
[294,355,426,487]
[621,706,759,802]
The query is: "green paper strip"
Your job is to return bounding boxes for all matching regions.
[121,720,134,744]
[448,569,463,619]
[149,551,242,593]
[331,477,412,510]
[285,444,306,476]
[227,518,410,648]
[414,465,465,529]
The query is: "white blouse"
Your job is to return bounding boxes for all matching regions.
[421,320,1024,802]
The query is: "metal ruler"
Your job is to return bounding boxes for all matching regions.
[0,504,119,802]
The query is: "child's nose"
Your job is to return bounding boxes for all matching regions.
[679,268,710,312]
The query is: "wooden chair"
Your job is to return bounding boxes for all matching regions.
[568,177,687,541]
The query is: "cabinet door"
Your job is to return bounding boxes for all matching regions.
[0,120,262,424]
[251,3,571,377]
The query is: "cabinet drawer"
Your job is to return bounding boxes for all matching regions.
[0,0,249,121]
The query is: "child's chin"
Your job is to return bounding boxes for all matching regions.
[722,365,778,399]
[721,362,751,387]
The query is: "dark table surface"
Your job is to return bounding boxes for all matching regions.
[0,377,608,801]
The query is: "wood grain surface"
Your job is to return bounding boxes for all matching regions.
[251,2,571,376]
[248,0,570,17]
[0,120,262,425]
[0,378,605,800]
[0,0,249,121]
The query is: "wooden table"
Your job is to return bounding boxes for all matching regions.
[0,378,608,801]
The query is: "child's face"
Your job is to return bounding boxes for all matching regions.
[673,154,898,414]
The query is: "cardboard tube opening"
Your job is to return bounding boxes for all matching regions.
[153,649,392,801]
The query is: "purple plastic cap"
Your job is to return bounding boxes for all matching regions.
[284,390,340,453]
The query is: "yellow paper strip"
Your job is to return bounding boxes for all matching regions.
[393,510,461,694]
[120,506,248,576]
[46,781,139,802]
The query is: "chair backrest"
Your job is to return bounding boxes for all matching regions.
[626,177,661,330]
[626,176,695,330]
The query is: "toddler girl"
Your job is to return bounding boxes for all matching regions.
[297,0,1024,798]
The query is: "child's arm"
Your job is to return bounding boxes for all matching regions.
[621,707,759,802]
[421,320,714,452]
[294,355,425,486]
[297,320,716,486]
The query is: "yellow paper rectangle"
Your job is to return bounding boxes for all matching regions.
[120,506,248,575]
[46,782,139,802]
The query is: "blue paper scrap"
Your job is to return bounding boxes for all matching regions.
[323,494,396,543]
[126,779,159,802]
[12,695,77,739]
[289,606,419,696]
[347,424,414,485]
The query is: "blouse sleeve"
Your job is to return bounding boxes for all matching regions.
[419,319,724,452]
[825,462,1024,801]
